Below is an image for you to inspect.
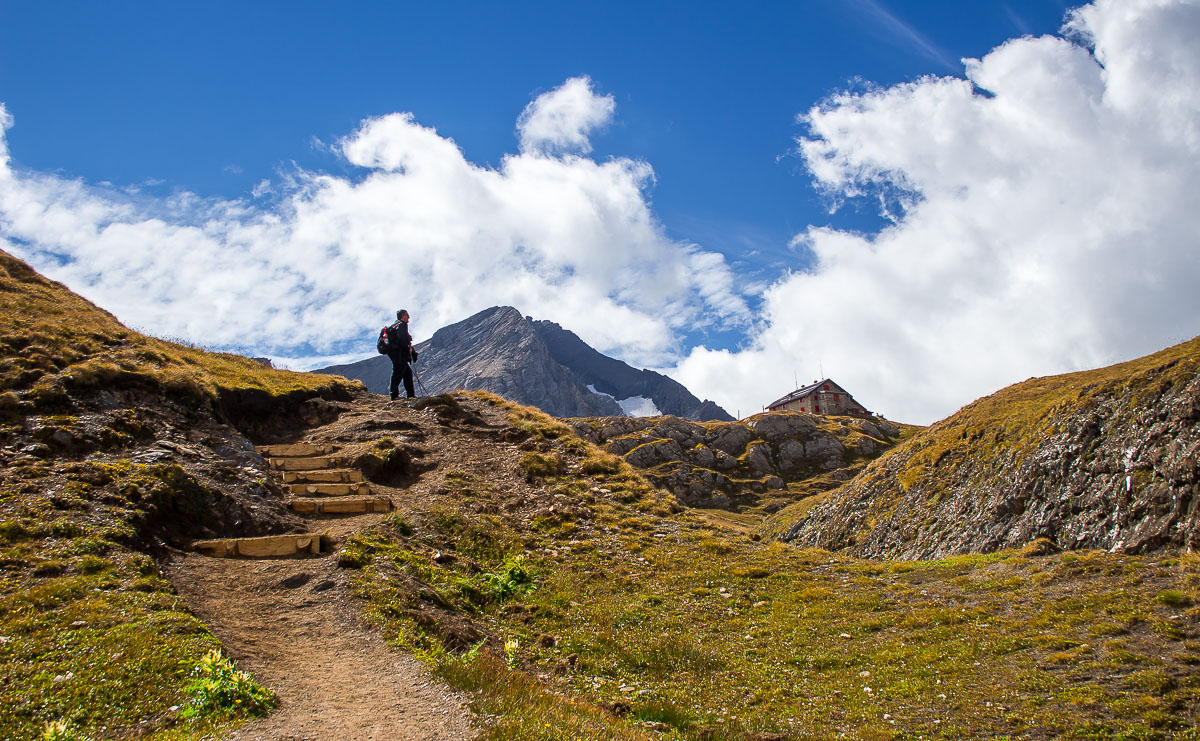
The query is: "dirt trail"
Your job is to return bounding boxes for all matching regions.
[168,399,479,741]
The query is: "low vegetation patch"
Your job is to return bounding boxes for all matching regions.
[0,250,343,739]
[346,396,1200,739]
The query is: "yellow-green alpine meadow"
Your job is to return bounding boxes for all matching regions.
[2,249,1198,740]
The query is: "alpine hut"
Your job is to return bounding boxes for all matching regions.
[765,379,870,417]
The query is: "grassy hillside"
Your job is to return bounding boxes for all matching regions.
[0,250,358,739]
[336,392,1200,740]
[0,249,356,413]
[775,336,1200,558]
[4,249,1199,739]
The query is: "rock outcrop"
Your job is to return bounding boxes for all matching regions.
[529,319,734,421]
[314,307,732,421]
[572,412,903,511]
[779,336,1200,558]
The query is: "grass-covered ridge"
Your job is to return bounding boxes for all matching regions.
[343,393,1200,740]
[0,249,358,411]
[871,335,1200,497]
[775,335,1200,558]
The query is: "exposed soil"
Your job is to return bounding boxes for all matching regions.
[170,538,475,741]
[166,394,497,741]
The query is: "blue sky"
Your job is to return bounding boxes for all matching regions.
[1,1,1069,265]
[2,0,1198,423]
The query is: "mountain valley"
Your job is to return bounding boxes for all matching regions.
[2,249,1199,740]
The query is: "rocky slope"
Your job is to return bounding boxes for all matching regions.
[314,306,732,421]
[572,411,906,512]
[779,336,1200,558]
[529,318,732,421]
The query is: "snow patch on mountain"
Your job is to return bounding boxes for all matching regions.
[588,385,662,418]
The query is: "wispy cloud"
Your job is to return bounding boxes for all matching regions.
[1003,4,1034,36]
[846,0,959,72]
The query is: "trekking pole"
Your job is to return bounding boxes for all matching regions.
[411,364,430,396]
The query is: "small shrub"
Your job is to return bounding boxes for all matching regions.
[519,452,562,482]
[481,556,534,603]
[736,567,771,579]
[581,452,622,475]
[1156,590,1192,608]
[156,368,210,407]
[41,719,90,741]
[337,548,373,569]
[50,520,84,538]
[413,394,461,411]
[33,560,67,577]
[353,447,412,484]
[181,650,275,718]
[504,638,520,668]
[60,361,126,391]
[0,519,35,544]
[77,555,114,574]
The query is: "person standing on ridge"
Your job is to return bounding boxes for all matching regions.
[386,309,417,400]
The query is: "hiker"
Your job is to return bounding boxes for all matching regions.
[385,309,418,400]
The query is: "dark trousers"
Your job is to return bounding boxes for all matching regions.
[389,354,415,399]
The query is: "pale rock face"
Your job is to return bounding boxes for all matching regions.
[692,446,717,468]
[743,443,776,475]
[804,437,845,463]
[778,439,808,470]
[625,438,685,468]
[748,414,816,439]
[857,437,881,457]
[713,450,737,471]
[572,410,901,508]
[711,426,754,456]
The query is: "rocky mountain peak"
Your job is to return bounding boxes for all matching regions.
[314,307,732,421]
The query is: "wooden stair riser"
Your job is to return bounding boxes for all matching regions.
[282,470,364,484]
[290,497,392,515]
[256,443,337,458]
[289,483,371,497]
[194,534,321,558]
[269,457,344,471]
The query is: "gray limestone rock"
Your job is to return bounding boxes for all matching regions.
[313,306,733,421]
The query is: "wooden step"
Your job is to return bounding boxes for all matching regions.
[256,443,336,458]
[193,533,321,558]
[289,482,371,497]
[269,456,344,471]
[282,469,364,484]
[290,496,392,515]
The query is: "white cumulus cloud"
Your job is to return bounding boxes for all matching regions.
[0,79,747,370]
[675,0,1200,424]
[517,76,616,155]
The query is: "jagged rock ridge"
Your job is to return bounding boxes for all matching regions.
[572,412,904,512]
[778,336,1200,558]
[314,306,732,421]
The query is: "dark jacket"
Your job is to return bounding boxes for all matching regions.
[387,320,415,362]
